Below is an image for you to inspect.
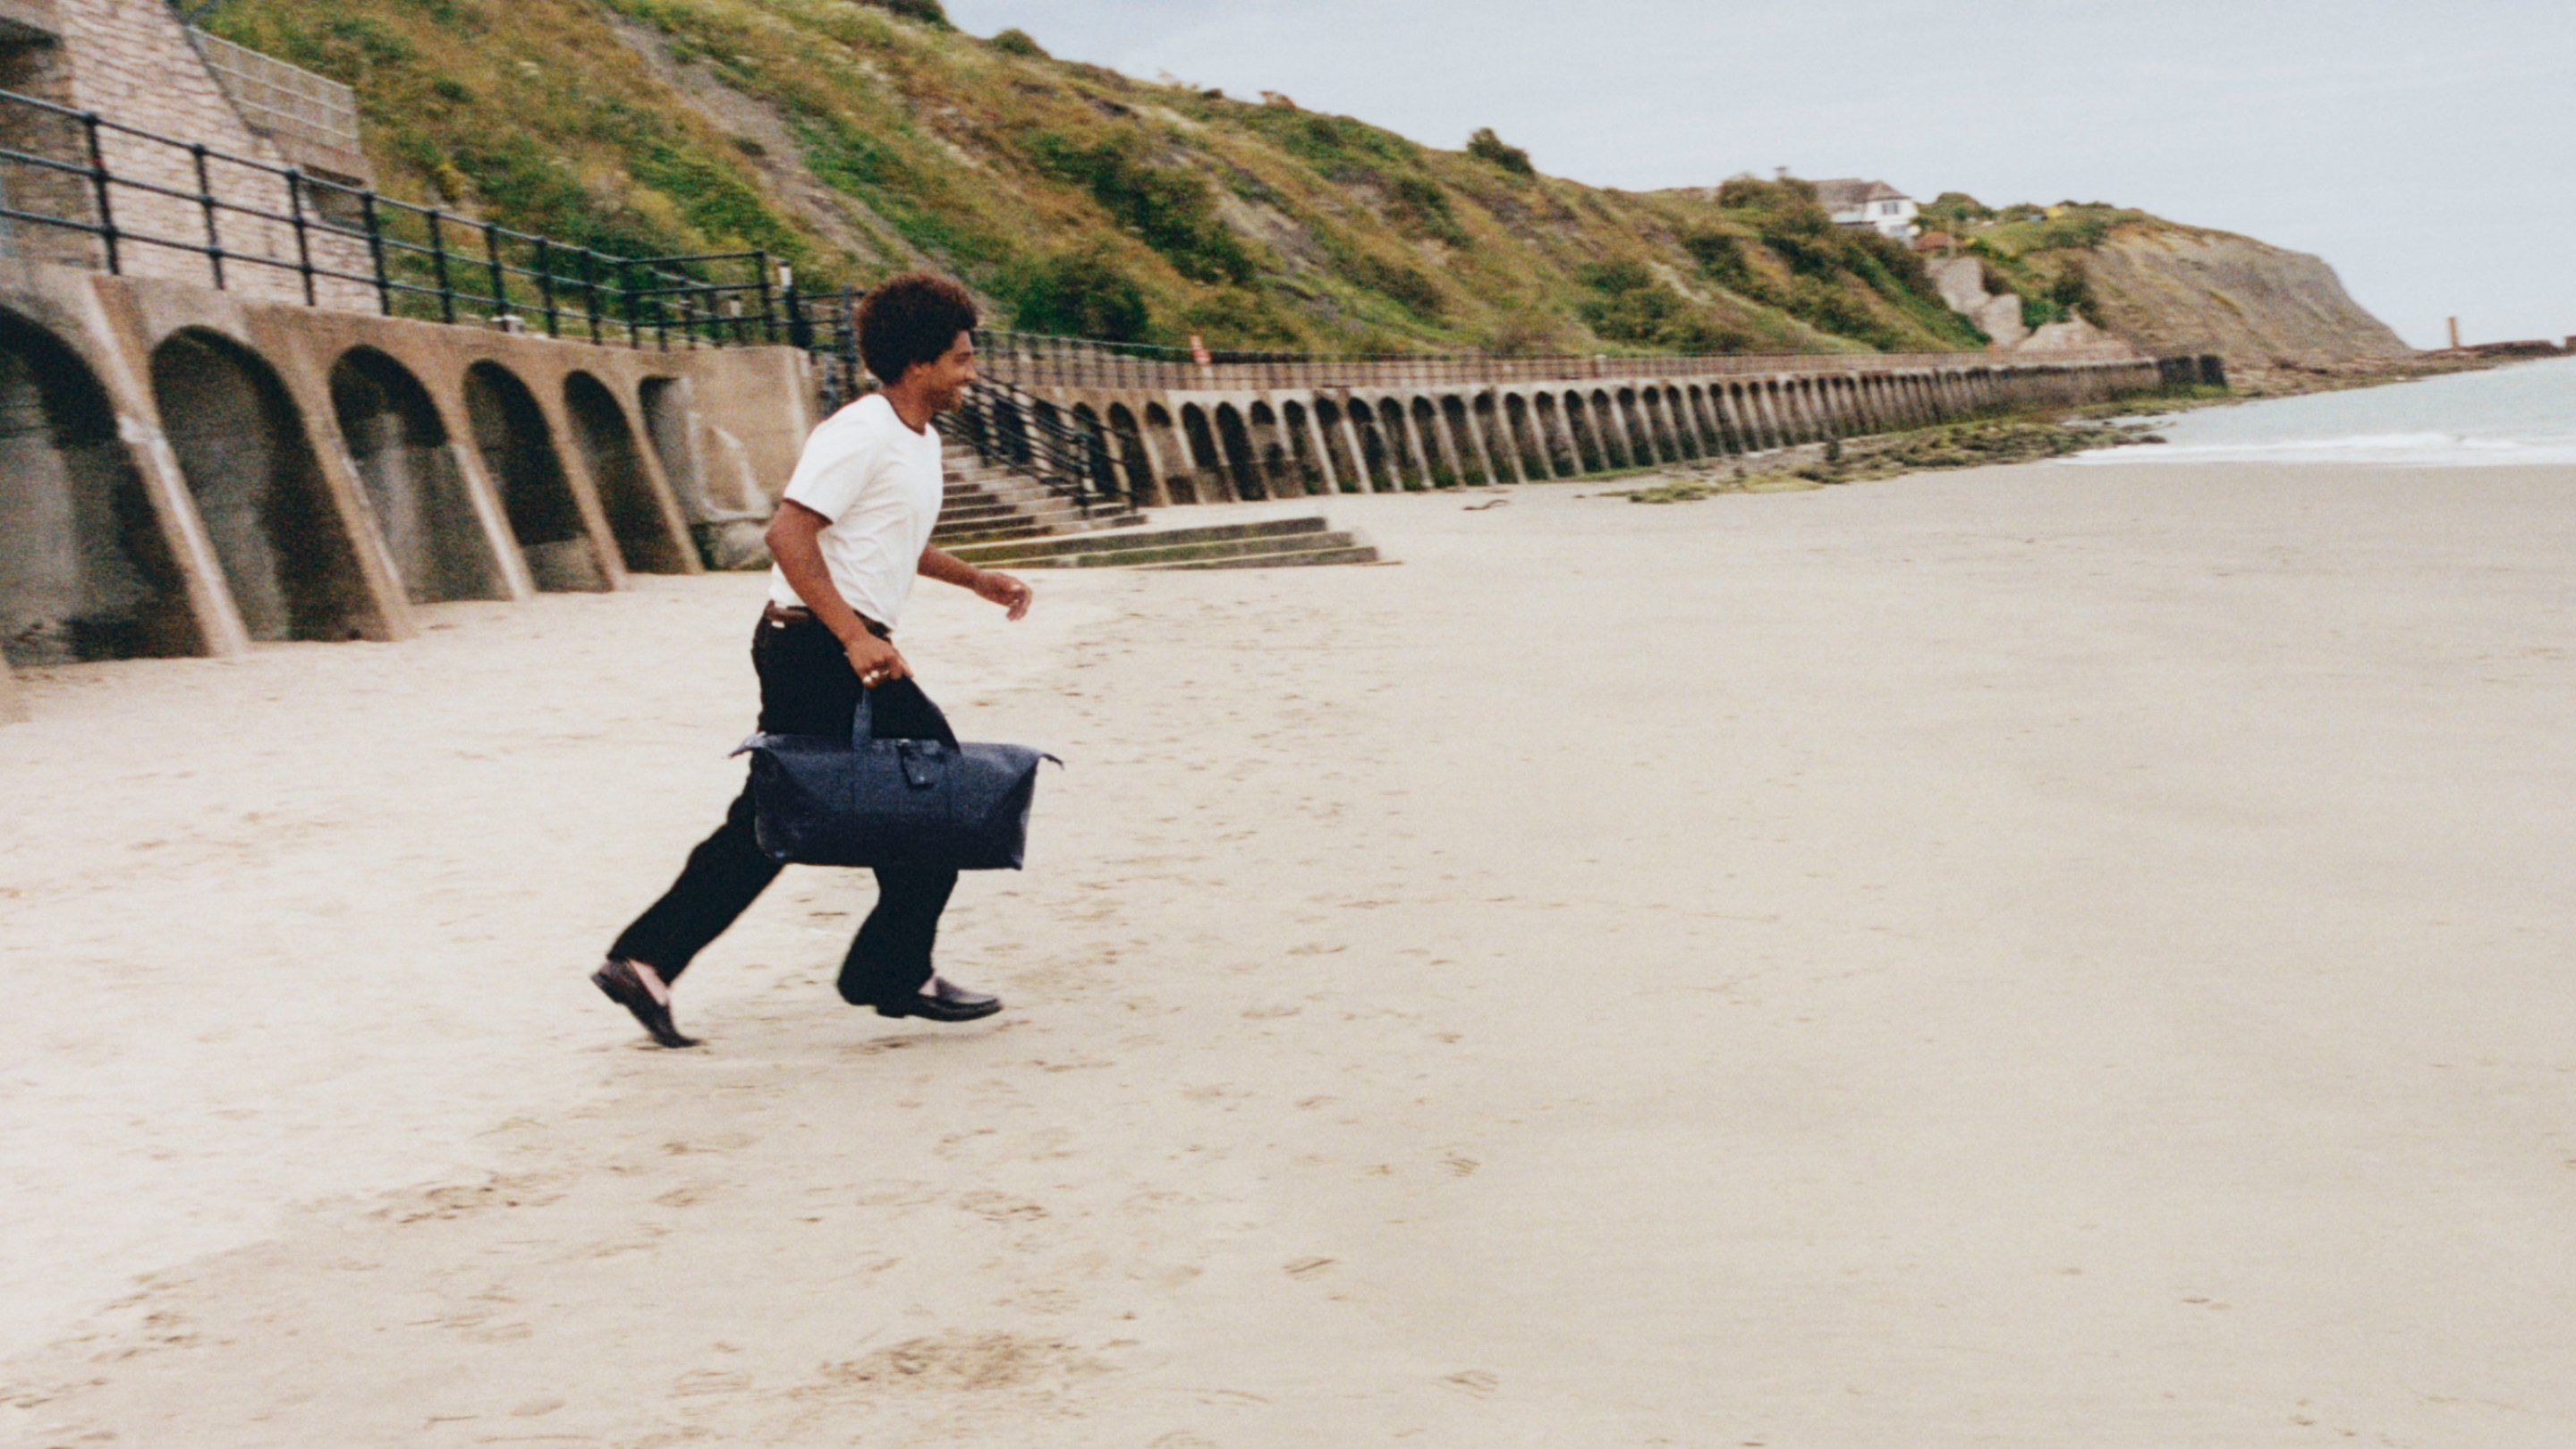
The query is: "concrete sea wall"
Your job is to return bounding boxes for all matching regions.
[0,258,810,682]
[981,352,2167,507]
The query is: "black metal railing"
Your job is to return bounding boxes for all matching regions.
[0,84,782,349]
[950,375,1129,512]
[963,326,2144,393]
[782,284,866,409]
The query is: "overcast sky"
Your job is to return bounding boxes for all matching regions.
[945,0,2575,349]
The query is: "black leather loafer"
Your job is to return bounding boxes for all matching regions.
[592,957,699,1048]
[874,975,1003,1022]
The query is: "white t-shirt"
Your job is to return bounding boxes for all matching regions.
[766,394,944,628]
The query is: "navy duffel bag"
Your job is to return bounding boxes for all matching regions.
[732,694,1059,869]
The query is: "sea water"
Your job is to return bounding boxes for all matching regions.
[2073,354,2576,466]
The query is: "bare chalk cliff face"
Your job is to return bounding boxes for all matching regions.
[2080,226,2410,371]
[1929,256,2029,349]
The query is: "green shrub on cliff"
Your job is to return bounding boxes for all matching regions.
[1341,248,1445,319]
[1026,131,1260,284]
[1681,230,1756,292]
[1003,248,1151,340]
[1385,173,1470,248]
[1714,175,1833,238]
[1577,260,1742,351]
[862,0,949,28]
[1916,191,1994,233]
[1465,127,1534,176]
[2020,294,2067,330]
[2046,259,2097,318]
[1182,286,1305,348]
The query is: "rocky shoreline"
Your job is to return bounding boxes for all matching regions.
[1622,413,2165,502]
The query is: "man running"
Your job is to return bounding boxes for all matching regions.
[593,273,1032,1047]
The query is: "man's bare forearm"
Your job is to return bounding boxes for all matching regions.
[918,546,984,589]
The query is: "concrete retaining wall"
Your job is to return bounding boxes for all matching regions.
[0,258,809,699]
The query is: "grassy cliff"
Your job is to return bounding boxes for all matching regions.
[1917,196,2410,371]
[196,0,1988,356]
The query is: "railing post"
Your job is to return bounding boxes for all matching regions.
[620,258,640,348]
[580,250,602,344]
[427,208,455,324]
[480,220,506,324]
[358,191,391,316]
[80,111,119,275]
[533,235,559,337]
[754,250,776,345]
[189,142,225,290]
[838,286,857,399]
[286,169,317,305]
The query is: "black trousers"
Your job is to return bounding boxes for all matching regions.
[610,613,959,1006]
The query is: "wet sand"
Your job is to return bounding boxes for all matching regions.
[4,462,2572,1445]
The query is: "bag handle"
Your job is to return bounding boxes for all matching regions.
[849,691,877,749]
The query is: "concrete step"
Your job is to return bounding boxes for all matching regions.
[933,512,1143,547]
[1020,530,1372,570]
[944,498,1142,523]
[945,516,1326,566]
[945,485,1113,517]
[948,477,1063,496]
[985,492,1110,516]
[937,479,1138,518]
[933,519,1054,546]
[1137,541,1384,571]
[943,502,1137,525]
[944,469,1063,498]
[941,489,1038,513]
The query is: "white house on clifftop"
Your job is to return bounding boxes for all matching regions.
[1815,179,1918,239]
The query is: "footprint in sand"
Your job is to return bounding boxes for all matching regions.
[818,1331,1093,1393]
[852,1180,939,1208]
[383,1172,566,1223]
[958,1190,1049,1222]
[1441,1368,1500,1397]
[1440,1154,1480,1178]
[1283,1257,1337,1280]
[660,1131,755,1156]
[671,1368,752,1395]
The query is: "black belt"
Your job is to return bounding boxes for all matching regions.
[761,602,891,640]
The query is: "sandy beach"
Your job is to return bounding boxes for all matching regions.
[4,459,2572,1445]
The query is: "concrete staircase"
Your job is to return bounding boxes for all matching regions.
[936,459,1381,570]
[933,458,1144,548]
